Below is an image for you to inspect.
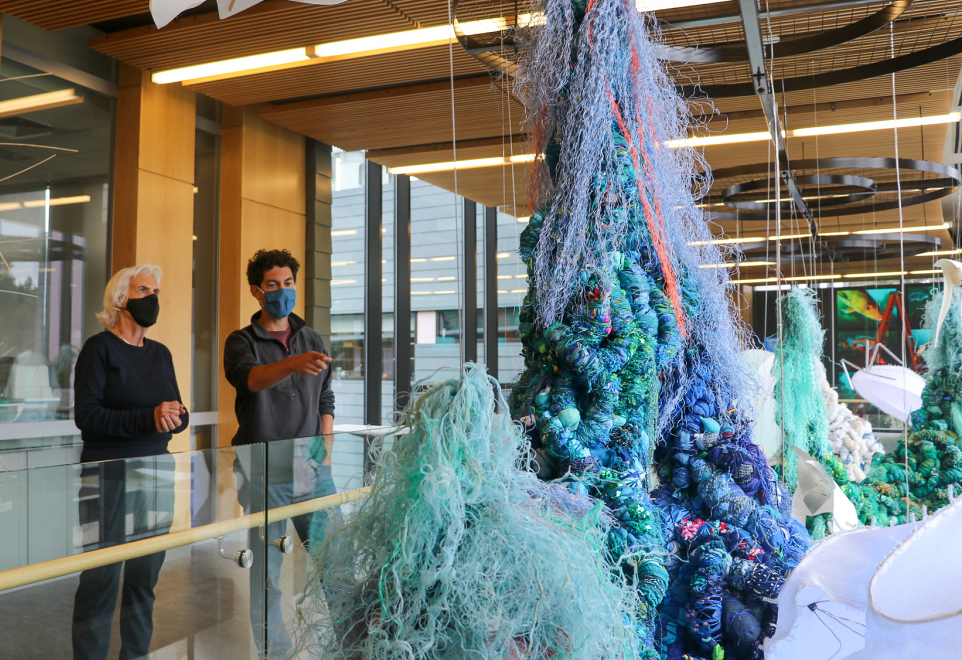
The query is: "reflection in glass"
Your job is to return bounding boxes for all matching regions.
[236,437,338,658]
[192,127,220,446]
[0,57,113,426]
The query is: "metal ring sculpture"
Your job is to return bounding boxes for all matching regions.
[705,157,961,222]
[737,232,942,264]
[722,174,878,211]
[686,33,962,97]
[453,0,922,84]
[656,0,913,63]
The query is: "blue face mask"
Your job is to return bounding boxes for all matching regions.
[258,286,296,319]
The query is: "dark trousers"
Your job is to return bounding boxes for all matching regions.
[234,446,337,660]
[72,460,171,660]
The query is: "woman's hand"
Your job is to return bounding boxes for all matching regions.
[154,401,187,433]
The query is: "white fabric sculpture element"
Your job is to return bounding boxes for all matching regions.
[850,364,925,425]
[766,497,962,659]
[791,446,859,532]
[821,379,883,482]
[150,0,347,28]
[744,348,781,463]
[933,258,962,347]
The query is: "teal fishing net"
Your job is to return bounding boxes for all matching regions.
[770,287,962,530]
[847,289,962,526]
[913,290,962,435]
[293,365,643,660]
[772,287,833,491]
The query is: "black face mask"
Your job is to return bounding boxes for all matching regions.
[124,294,160,328]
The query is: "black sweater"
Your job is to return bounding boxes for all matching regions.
[224,311,335,446]
[74,331,188,462]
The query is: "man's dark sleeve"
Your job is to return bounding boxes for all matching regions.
[74,340,154,437]
[318,340,335,418]
[224,331,257,395]
[166,345,190,434]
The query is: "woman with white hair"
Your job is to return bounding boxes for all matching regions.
[71,263,188,660]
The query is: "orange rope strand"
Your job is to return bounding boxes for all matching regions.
[610,93,688,337]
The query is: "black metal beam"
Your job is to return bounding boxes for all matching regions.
[394,174,413,412]
[463,198,478,363]
[364,160,383,425]
[737,0,818,239]
[484,206,498,382]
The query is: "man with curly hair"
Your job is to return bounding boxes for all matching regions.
[224,248,336,658]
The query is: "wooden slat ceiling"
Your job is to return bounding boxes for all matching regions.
[89,0,451,70]
[260,81,524,151]
[0,0,146,30]
[5,0,961,272]
[188,45,485,106]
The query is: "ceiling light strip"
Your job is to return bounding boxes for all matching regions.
[692,223,949,245]
[388,154,535,175]
[152,17,543,85]
[389,115,962,174]
[669,113,960,148]
[732,274,842,284]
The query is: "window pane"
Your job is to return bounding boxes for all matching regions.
[496,210,526,386]
[329,148,366,423]
[0,58,113,426]
[382,169,394,423]
[410,178,463,388]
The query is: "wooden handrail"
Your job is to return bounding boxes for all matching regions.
[0,486,371,593]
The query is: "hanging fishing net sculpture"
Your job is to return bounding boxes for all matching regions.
[912,289,962,434]
[769,287,863,538]
[845,289,962,526]
[770,287,962,529]
[293,365,642,660]
[771,288,834,490]
[509,0,812,657]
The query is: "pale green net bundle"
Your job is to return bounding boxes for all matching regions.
[773,288,833,490]
[293,364,642,660]
[915,290,962,435]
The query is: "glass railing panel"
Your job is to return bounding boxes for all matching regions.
[0,442,269,659]
[0,431,380,658]
[264,430,390,658]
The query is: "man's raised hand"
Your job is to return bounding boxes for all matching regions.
[288,351,332,376]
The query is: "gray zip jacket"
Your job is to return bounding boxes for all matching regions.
[224,311,335,447]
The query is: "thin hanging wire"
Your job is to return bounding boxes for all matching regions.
[764,0,788,484]
[447,0,465,371]
[889,23,911,519]
[504,36,522,372]
[764,139,772,341]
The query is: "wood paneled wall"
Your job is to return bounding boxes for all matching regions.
[217,104,307,444]
[112,63,196,453]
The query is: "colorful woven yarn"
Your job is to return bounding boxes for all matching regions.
[511,0,789,657]
[654,368,812,660]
